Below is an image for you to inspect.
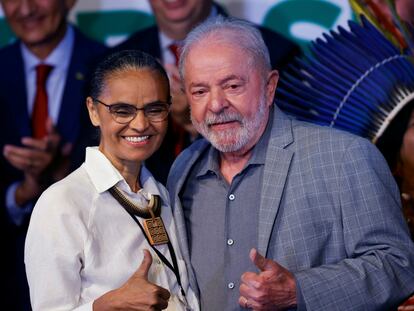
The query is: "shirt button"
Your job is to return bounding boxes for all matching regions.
[228,282,235,289]
[227,239,234,246]
[229,194,235,201]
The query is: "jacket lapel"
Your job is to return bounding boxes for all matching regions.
[258,108,294,255]
[168,140,210,298]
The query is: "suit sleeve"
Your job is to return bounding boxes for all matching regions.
[295,137,414,310]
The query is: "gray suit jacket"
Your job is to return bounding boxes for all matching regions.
[167,107,414,310]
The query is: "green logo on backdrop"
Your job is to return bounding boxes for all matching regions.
[263,0,342,52]
[76,10,154,45]
[0,2,349,49]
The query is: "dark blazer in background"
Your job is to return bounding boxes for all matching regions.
[0,27,106,310]
[114,2,302,184]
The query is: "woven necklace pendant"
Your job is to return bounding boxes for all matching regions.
[143,195,169,245]
[143,217,169,245]
[108,186,169,245]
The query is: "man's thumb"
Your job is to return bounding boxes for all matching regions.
[135,249,153,279]
[250,248,272,271]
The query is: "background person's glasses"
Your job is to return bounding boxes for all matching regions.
[93,98,170,124]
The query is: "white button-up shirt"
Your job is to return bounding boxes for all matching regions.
[25,147,199,311]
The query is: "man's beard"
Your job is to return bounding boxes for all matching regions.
[191,95,268,153]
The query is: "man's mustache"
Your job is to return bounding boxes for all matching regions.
[205,111,243,126]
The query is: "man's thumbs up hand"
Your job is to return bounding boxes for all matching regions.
[238,248,297,310]
[93,249,171,311]
[250,248,277,272]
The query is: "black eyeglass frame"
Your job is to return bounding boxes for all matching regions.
[92,98,171,124]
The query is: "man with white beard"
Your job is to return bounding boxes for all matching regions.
[114,0,301,185]
[167,16,414,311]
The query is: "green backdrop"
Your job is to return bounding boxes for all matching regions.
[0,0,353,51]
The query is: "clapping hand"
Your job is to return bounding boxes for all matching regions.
[3,118,72,206]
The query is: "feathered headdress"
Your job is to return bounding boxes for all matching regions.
[277,16,414,144]
[349,0,414,53]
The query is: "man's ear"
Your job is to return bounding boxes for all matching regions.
[266,70,279,106]
[86,97,100,127]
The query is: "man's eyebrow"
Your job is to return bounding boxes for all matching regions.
[189,81,209,88]
[219,75,246,85]
[189,75,246,88]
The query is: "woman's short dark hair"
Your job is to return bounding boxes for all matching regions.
[89,50,170,99]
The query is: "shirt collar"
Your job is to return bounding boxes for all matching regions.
[21,25,74,73]
[84,147,161,197]
[196,107,274,178]
[159,31,175,55]
[196,147,220,178]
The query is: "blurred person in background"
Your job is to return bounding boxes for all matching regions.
[0,0,106,309]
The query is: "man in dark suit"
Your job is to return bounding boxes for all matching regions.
[115,0,301,184]
[0,0,106,309]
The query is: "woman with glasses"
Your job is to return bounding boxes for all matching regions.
[24,50,199,311]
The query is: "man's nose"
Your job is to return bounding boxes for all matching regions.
[17,0,36,17]
[209,88,228,113]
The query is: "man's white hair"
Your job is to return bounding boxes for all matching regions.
[178,15,271,80]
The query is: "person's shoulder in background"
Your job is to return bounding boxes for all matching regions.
[110,25,160,57]
[258,25,302,71]
[72,25,108,64]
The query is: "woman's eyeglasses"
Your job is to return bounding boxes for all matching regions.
[93,98,170,124]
